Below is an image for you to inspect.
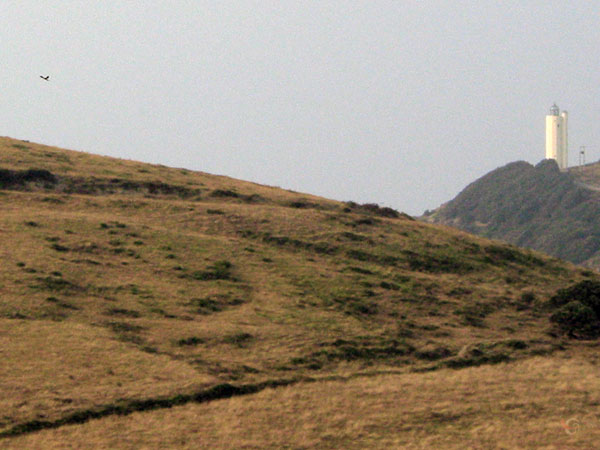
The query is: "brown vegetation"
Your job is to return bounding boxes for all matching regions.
[0,137,598,447]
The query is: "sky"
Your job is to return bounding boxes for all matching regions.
[2,1,600,215]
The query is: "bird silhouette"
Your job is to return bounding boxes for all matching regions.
[40,75,50,81]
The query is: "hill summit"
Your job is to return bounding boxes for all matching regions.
[1,137,598,447]
[423,159,600,269]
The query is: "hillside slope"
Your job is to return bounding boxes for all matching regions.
[0,137,597,446]
[423,159,600,269]
[7,349,600,448]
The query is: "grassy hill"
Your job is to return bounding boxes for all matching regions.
[1,137,598,448]
[423,159,600,270]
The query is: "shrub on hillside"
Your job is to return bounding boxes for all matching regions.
[210,189,239,198]
[551,301,597,337]
[190,260,233,281]
[548,280,600,338]
[0,168,57,188]
[344,201,404,219]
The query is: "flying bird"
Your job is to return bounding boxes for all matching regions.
[40,75,50,81]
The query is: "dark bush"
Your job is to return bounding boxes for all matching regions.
[176,337,205,346]
[187,294,244,315]
[551,301,598,338]
[347,266,373,275]
[380,281,400,290]
[361,203,400,218]
[263,235,290,246]
[189,297,222,313]
[288,201,312,208]
[548,280,600,338]
[346,299,378,316]
[521,292,536,304]
[22,169,56,183]
[210,189,239,198]
[311,242,337,255]
[345,202,402,218]
[291,338,415,369]
[187,260,233,281]
[353,217,377,226]
[517,291,536,310]
[35,276,78,292]
[503,339,529,350]
[0,169,19,186]
[223,332,253,347]
[549,280,600,310]
[105,308,141,318]
[405,251,474,274]
[0,168,57,188]
[454,302,494,328]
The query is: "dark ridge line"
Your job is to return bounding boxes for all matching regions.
[0,377,313,439]
[0,368,413,440]
[0,348,554,440]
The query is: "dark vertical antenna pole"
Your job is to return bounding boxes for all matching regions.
[579,146,586,169]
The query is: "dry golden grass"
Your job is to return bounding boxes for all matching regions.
[0,136,336,206]
[4,346,600,449]
[0,320,213,426]
[0,137,598,447]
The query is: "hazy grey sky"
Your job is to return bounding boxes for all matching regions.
[2,2,600,214]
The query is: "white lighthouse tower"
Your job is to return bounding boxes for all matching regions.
[545,103,568,170]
